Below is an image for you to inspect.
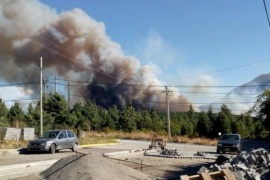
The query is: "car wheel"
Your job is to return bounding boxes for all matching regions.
[72,143,78,152]
[50,144,56,154]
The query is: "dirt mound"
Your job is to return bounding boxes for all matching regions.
[41,152,153,180]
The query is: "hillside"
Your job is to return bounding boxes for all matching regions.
[199,73,270,113]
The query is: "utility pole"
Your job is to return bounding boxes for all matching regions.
[163,86,172,139]
[40,57,43,136]
[55,75,57,94]
[43,79,46,99]
[68,82,70,112]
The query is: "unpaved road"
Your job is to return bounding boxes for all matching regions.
[0,140,217,179]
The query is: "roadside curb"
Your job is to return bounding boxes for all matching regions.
[0,159,59,179]
[0,142,120,152]
[0,159,59,171]
[81,142,120,148]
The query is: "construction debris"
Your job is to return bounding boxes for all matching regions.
[181,168,236,180]
[160,148,182,156]
[197,148,270,180]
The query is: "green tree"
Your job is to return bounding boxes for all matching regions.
[207,106,217,138]
[43,93,68,129]
[214,104,232,134]
[150,109,165,133]
[25,103,39,127]
[0,99,8,126]
[98,107,113,131]
[137,110,152,131]
[252,89,270,131]
[119,106,137,132]
[71,102,89,132]
[8,102,25,127]
[196,112,212,138]
[83,101,100,131]
[187,105,197,135]
[108,105,120,130]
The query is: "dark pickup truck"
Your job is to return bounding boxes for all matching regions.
[216,134,241,154]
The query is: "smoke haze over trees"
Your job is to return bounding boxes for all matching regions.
[1,90,270,139]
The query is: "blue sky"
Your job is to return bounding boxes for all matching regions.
[41,0,270,90]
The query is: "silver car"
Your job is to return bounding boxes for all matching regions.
[27,130,79,154]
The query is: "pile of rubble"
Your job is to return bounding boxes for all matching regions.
[160,148,182,156]
[199,148,270,180]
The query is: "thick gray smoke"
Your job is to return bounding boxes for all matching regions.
[0,0,192,111]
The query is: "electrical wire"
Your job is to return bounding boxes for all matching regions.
[162,59,270,82]
[263,0,270,27]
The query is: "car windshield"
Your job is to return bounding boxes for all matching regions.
[39,131,60,139]
[221,135,239,140]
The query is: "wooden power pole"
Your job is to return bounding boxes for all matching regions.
[163,86,172,139]
[40,57,43,136]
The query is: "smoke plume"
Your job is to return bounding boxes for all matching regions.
[0,0,192,111]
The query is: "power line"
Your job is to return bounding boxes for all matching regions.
[162,59,270,82]
[0,81,39,87]
[3,97,40,102]
[53,78,270,88]
[263,0,270,27]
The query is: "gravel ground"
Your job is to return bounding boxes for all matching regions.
[0,140,216,179]
[1,148,215,180]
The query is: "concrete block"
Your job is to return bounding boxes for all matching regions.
[239,153,249,160]
[214,155,230,165]
[232,157,241,164]
[235,163,248,171]
[221,162,232,169]
[264,153,270,163]
[252,148,266,156]
[244,160,251,167]
[0,128,21,140]
[233,170,246,180]
[257,167,269,175]
[247,155,256,164]
[259,155,267,164]
[244,172,256,180]
[197,166,208,173]
[20,128,35,140]
[258,162,268,169]
[211,164,222,172]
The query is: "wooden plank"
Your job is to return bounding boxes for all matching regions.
[180,175,191,180]
[200,172,212,180]
[180,174,201,180]
[222,169,236,180]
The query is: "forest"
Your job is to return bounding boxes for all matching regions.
[1,89,270,139]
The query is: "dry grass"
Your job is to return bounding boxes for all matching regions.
[0,131,217,149]
[85,131,217,146]
[79,136,119,145]
[0,140,28,149]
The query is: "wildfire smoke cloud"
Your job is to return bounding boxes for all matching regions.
[0,0,192,111]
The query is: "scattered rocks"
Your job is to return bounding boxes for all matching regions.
[200,148,270,179]
[160,148,181,156]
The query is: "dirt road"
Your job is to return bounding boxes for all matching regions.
[0,140,217,179]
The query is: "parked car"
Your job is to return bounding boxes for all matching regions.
[27,130,79,154]
[216,134,241,154]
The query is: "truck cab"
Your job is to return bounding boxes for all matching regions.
[217,134,241,154]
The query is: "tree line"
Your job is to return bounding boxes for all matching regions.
[1,90,270,139]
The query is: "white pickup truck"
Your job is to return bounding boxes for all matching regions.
[216,134,241,154]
